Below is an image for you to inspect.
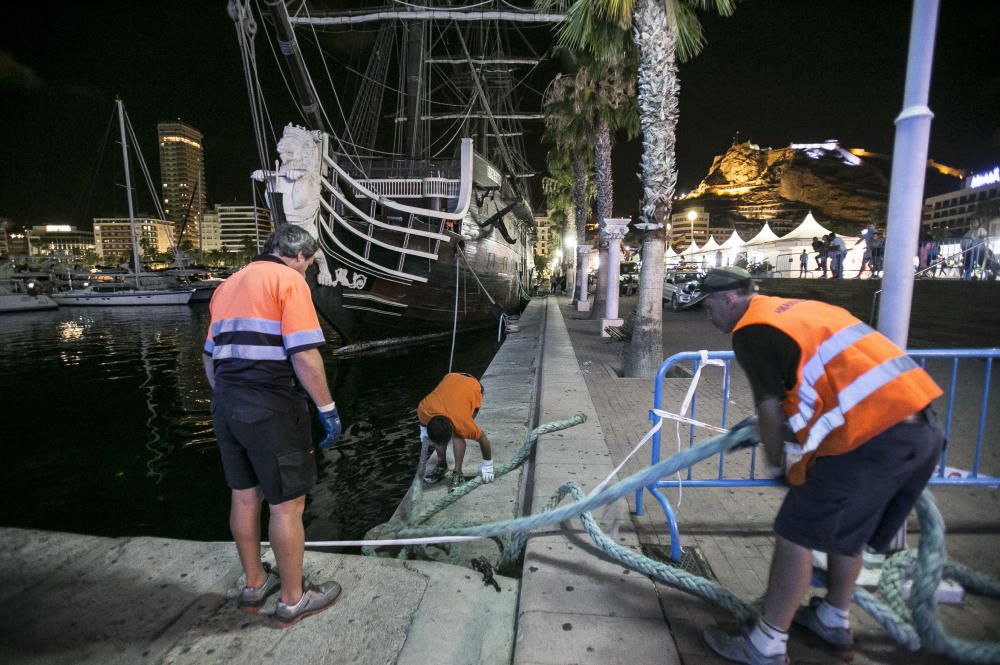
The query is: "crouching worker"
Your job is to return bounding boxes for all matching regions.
[697,267,944,664]
[417,372,494,492]
[204,224,344,627]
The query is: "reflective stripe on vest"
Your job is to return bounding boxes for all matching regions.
[733,295,941,484]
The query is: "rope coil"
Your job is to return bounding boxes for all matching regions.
[360,414,1000,662]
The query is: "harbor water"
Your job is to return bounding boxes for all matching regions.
[0,306,500,543]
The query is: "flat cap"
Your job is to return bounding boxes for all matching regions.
[698,266,753,293]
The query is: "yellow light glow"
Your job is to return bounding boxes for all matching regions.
[161,136,202,149]
[686,210,697,222]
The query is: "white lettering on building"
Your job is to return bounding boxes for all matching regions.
[969,166,1000,189]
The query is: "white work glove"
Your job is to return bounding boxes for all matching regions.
[480,459,495,483]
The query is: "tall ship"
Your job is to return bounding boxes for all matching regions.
[229,1,560,349]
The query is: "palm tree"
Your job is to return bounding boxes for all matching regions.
[543,73,595,298]
[541,148,578,281]
[556,0,736,377]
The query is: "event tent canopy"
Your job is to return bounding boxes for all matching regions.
[745,222,780,245]
[778,212,834,241]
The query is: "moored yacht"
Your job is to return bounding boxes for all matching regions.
[0,280,58,313]
[50,283,193,306]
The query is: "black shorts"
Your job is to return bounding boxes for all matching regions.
[212,393,316,505]
[774,412,944,557]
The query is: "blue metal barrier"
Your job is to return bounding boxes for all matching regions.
[635,348,1000,561]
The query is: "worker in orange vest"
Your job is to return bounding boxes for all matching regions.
[697,266,944,665]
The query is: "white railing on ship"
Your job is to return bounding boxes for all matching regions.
[352,177,461,199]
[355,179,424,199]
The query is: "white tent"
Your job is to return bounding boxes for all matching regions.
[680,240,701,256]
[718,230,745,250]
[778,212,833,242]
[745,222,780,245]
[665,244,678,258]
[700,236,721,252]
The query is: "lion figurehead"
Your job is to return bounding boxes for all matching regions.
[276,124,321,172]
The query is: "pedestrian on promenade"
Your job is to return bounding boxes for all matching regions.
[869,231,885,279]
[203,224,344,627]
[827,233,846,278]
[798,250,808,278]
[810,237,827,277]
[696,266,944,665]
[418,372,494,492]
[853,224,875,278]
[962,218,988,280]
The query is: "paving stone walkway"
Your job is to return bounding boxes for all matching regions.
[557,295,1000,665]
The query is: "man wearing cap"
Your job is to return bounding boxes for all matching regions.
[697,266,944,664]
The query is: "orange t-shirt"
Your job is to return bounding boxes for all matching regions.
[417,373,483,440]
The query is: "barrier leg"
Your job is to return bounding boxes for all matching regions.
[648,485,683,561]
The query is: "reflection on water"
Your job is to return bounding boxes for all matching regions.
[0,307,499,542]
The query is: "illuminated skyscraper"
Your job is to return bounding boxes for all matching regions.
[157,120,206,250]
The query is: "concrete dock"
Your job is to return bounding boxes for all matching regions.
[2,294,998,664]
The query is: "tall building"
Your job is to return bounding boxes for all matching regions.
[93,218,172,259]
[533,214,555,259]
[158,120,206,249]
[199,210,222,252]
[922,164,1000,237]
[669,207,712,250]
[26,225,95,258]
[216,204,273,254]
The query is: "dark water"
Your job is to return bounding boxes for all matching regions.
[0,307,499,542]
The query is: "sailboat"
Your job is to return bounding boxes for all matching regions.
[52,99,193,307]
[229,1,557,348]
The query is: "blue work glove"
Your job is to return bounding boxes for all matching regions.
[317,405,342,449]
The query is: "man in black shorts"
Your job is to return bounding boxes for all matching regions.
[204,225,344,627]
[696,267,944,664]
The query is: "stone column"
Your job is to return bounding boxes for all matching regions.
[576,245,592,311]
[601,218,631,336]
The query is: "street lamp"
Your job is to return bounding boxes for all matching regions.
[687,210,697,246]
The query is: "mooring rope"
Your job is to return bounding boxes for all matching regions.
[360,414,1000,662]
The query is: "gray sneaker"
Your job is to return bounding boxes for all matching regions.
[448,470,466,493]
[423,464,448,484]
[236,562,280,613]
[704,625,789,665]
[272,580,342,627]
[793,597,854,649]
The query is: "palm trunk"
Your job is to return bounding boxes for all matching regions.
[591,116,612,319]
[624,0,677,378]
[572,156,588,304]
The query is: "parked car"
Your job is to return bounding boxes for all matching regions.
[662,269,706,311]
[619,261,640,295]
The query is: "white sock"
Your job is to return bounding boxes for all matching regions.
[749,618,788,657]
[816,600,850,629]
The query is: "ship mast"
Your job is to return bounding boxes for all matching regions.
[405,11,425,159]
[266,1,326,132]
[116,98,142,289]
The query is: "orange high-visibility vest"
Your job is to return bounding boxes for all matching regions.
[733,295,941,485]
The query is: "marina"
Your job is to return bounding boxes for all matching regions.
[0,306,500,543]
[2,295,997,665]
[1,1,999,663]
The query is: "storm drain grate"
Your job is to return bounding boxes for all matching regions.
[641,544,717,581]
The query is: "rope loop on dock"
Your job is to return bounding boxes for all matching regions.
[364,415,1000,662]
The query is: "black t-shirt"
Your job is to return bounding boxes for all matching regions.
[732,324,801,405]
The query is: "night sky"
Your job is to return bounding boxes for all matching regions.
[2,1,998,227]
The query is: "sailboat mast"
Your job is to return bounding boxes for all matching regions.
[116,97,142,289]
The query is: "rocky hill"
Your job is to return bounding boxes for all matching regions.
[685,141,889,236]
